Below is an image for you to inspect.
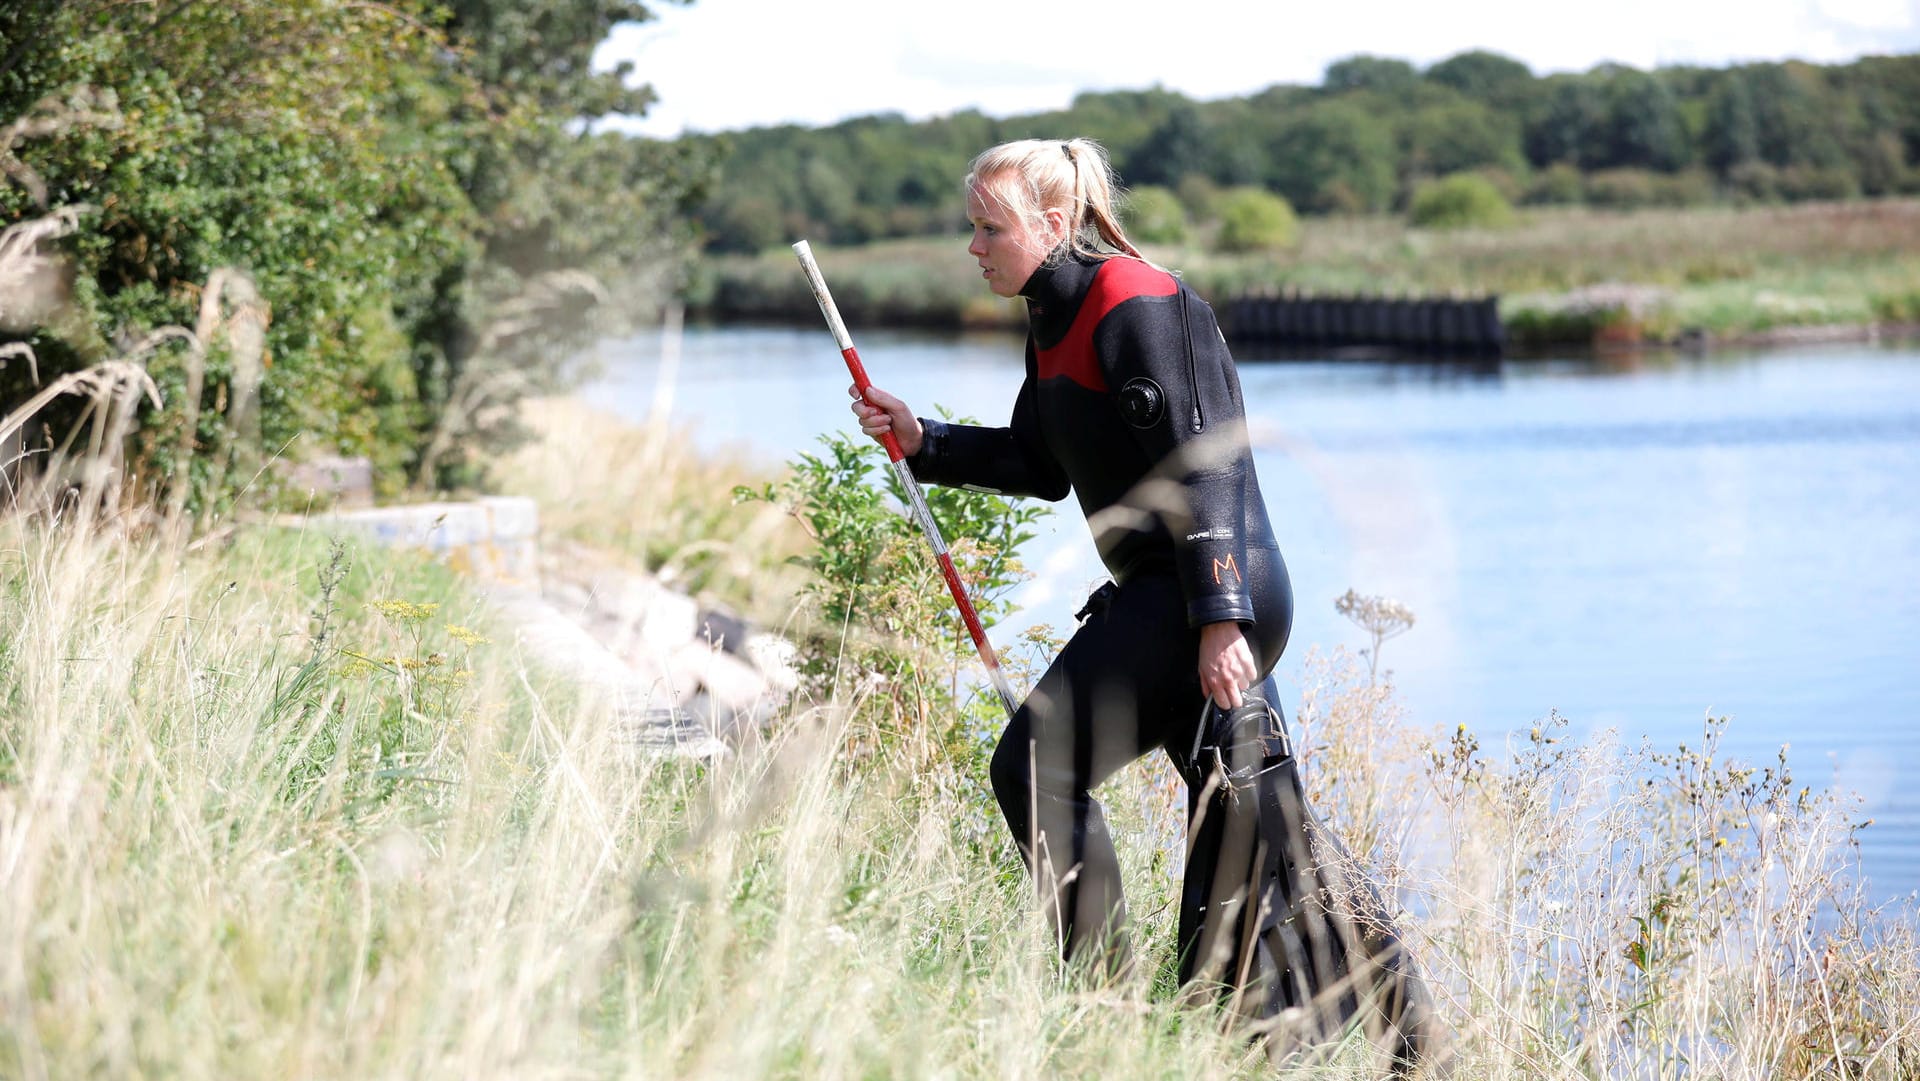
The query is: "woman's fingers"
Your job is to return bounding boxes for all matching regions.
[1198,622,1256,710]
[849,384,889,432]
[847,383,923,454]
[1207,676,1244,711]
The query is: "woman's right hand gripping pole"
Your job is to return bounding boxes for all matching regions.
[849,383,925,456]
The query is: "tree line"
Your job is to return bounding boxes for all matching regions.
[683,50,1920,253]
[2,0,709,506]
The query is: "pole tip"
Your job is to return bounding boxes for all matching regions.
[792,239,812,257]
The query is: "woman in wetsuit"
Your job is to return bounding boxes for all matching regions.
[851,140,1434,1070]
[853,135,1289,954]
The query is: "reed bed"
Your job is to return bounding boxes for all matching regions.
[699,199,1920,345]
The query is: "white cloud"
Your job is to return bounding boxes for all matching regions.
[1817,0,1916,29]
[595,0,1920,138]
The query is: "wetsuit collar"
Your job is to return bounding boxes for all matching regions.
[1020,248,1104,343]
[1019,247,1100,306]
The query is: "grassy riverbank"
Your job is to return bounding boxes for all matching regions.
[695,198,1920,348]
[5,402,1918,1077]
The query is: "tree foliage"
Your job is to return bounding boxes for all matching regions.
[1,0,708,507]
[678,51,1920,254]
[1267,99,1398,214]
[1323,55,1422,101]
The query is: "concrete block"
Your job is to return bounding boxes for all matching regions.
[639,588,699,653]
[745,633,800,693]
[315,496,540,583]
[281,454,374,509]
[669,639,772,712]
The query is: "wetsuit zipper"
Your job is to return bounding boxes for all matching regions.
[1181,287,1203,433]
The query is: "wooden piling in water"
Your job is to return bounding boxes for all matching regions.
[1221,290,1504,358]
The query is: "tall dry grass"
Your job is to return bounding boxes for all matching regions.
[5,387,1917,1078]
[0,513,1283,1079]
[491,395,810,630]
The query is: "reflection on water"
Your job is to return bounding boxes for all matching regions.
[584,326,1920,901]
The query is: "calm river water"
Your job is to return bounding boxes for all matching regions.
[583,325,1920,901]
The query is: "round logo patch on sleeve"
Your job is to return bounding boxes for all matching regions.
[1119,377,1165,429]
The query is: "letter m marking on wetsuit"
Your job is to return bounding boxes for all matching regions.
[1211,555,1241,585]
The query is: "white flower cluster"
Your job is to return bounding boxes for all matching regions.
[1334,588,1416,640]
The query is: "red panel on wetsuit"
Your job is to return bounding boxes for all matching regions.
[1035,258,1178,393]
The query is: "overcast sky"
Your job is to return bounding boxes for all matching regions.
[593,0,1920,138]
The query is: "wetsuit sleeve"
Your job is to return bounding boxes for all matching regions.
[905,353,1071,501]
[1100,289,1259,627]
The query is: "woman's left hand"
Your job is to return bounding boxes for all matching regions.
[1198,621,1258,710]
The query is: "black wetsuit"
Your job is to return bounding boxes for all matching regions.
[911,251,1438,1069]
[908,250,1294,960]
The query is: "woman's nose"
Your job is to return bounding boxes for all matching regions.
[967,232,987,258]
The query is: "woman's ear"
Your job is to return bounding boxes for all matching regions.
[1042,206,1070,248]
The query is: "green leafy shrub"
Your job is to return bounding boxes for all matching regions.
[1581,168,1715,209]
[1175,174,1223,222]
[1120,185,1189,244]
[1583,169,1655,209]
[1870,287,1920,323]
[736,427,1050,745]
[1409,172,1516,229]
[1212,187,1299,253]
[1654,169,1719,207]
[1505,303,1638,347]
[1504,285,1671,347]
[1524,162,1586,205]
[1776,165,1861,201]
[1727,162,1781,203]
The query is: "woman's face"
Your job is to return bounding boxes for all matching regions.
[966,177,1065,298]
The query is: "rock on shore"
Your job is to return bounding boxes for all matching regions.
[309,494,796,756]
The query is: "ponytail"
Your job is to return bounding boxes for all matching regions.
[966,138,1149,265]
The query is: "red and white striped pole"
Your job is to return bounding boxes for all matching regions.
[792,240,1021,721]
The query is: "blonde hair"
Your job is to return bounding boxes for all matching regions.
[965,138,1145,264]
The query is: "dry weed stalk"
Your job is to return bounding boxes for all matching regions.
[174,268,268,522]
[2,200,257,519]
[0,204,88,336]
[0,361,161,461]
[1292,618,1918,1079]
[1334,588,1415,683]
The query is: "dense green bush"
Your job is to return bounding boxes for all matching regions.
[1213,187,1299,253]
[1120,185,1189,244]
[1505,303,1638,347]
[1175,175,1224,222]
[1582,168,1717,209]
[1409,173,1516,229]
[1726,161,1782,202]
[1,0,708,510]
[1524,162,1586,205]
[1776,165,1862,201]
